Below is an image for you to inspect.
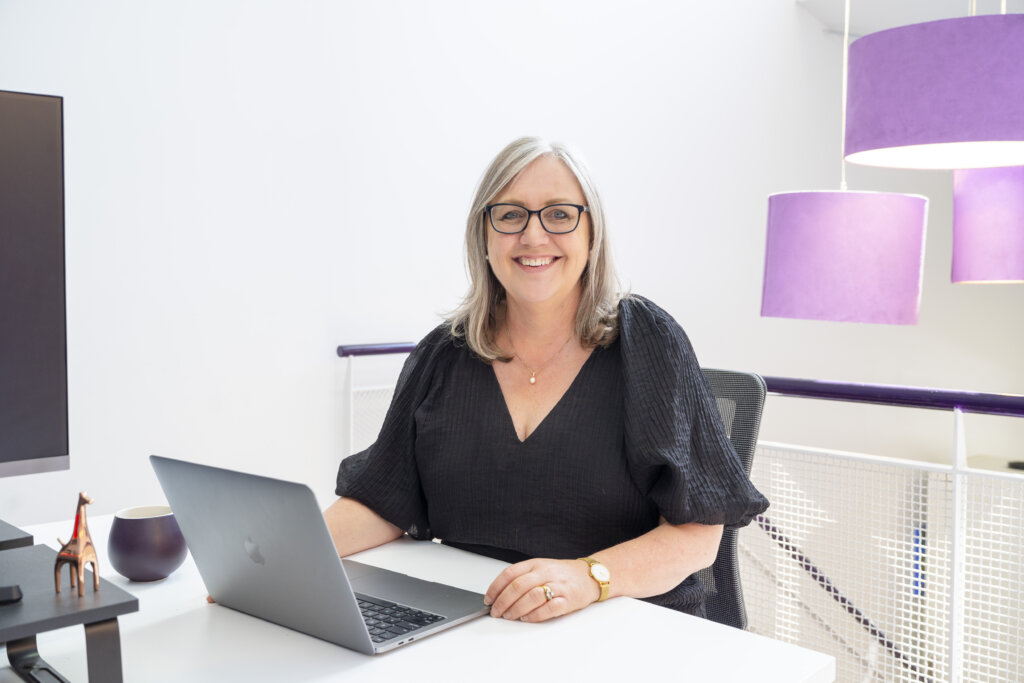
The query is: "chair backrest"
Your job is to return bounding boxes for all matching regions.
[695,368,767,630]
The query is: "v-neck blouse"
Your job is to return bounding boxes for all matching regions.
[487,345,600,445]
[412,338,653,559]
[336,296,769,615]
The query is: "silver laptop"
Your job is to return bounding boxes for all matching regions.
[150,455,489,654]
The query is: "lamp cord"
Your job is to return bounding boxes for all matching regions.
[966,3,1006,18]
[840,0,850,191]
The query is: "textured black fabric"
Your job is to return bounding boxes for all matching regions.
[336,295,769,615]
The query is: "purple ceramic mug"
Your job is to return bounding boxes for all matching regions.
[108,506,188,582]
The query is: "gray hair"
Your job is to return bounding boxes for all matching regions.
[448,136,623,362]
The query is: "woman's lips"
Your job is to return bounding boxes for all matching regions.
[515,256,559,268]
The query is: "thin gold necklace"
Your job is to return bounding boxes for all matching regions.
[507,333,574,385]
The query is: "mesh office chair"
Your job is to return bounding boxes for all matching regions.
[695,368,767,630]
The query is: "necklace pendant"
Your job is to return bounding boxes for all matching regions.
[529,373,536,385]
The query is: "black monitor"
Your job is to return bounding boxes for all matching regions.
[0,89,68,481]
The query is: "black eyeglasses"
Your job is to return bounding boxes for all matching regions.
[484,203,588,234]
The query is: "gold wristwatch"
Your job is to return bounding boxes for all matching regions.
[578,557,611,602]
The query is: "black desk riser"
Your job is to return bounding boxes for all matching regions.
[0,520,33,551]
[1,544,139,682]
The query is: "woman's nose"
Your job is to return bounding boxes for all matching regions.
[519,213,549,245]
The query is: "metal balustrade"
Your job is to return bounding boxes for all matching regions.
[744,377,1024,683]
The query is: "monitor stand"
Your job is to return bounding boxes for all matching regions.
[2,545,138,683]
[0,518,33,551]
[1,520,33,674]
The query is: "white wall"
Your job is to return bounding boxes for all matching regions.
[1,0,1021,526]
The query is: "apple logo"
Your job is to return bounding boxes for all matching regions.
[244,536,265,565]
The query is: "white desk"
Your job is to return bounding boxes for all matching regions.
[4,516,834,682]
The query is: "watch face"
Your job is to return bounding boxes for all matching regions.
[591,564,611,582]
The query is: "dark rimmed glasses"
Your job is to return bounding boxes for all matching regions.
[484,203,588,234]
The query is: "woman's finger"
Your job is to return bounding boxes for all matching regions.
[488,568,543,618]
[486,557,599,620]
[520,594,570,623]
[500,583,553,621]
[484,560,535,606]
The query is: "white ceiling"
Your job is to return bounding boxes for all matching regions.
[798,0,1024,36]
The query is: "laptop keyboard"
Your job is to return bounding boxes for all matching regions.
[357,596,445,644]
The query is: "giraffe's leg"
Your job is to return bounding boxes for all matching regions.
[77,561,85,597]
[90,559,100,591]
[54,563,62,593]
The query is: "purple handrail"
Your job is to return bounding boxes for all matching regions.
[763,376,1024,418]
[337,343,416,358]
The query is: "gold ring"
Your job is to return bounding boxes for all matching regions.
[541,584,554,601]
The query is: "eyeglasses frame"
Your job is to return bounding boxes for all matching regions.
[483,203,589,235]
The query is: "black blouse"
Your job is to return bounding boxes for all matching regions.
[336,296,769,615]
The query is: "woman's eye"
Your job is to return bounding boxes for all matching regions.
[544,208,570,222]
[500,210,525,221]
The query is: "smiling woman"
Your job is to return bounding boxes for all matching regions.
[453,138,619,364]
[483,157,591,318]
[326,136,768,624]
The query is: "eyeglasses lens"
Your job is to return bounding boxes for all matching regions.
[540,205,578,233]
[491,205,529,233]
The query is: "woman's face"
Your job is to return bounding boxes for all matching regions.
[486,156,591,312]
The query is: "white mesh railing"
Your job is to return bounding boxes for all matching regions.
[349,385,398,454]
[337,343,415,456]
[958,475,1024,683]
[961,474,1024,681]
[742,444,1024,683]
[741,446,953,682]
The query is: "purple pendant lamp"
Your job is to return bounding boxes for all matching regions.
[846,15,1024,170]
[762,191,928,324]
[952,166,1024,283]
[761,0,929,324]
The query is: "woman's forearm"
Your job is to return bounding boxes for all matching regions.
[589,519,723,600]
[323,497,403,557]
[484,518,723,622]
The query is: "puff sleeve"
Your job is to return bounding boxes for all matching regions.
[335,324,454,540]
[619,297,768,528]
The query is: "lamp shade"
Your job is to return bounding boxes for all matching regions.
[845,15,1024,170]
[952,166,1024,283]
[762,191,928,324]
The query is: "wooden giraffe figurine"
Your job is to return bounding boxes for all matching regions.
[54,491,100,596]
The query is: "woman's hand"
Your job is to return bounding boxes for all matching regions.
[484,557,600,623]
